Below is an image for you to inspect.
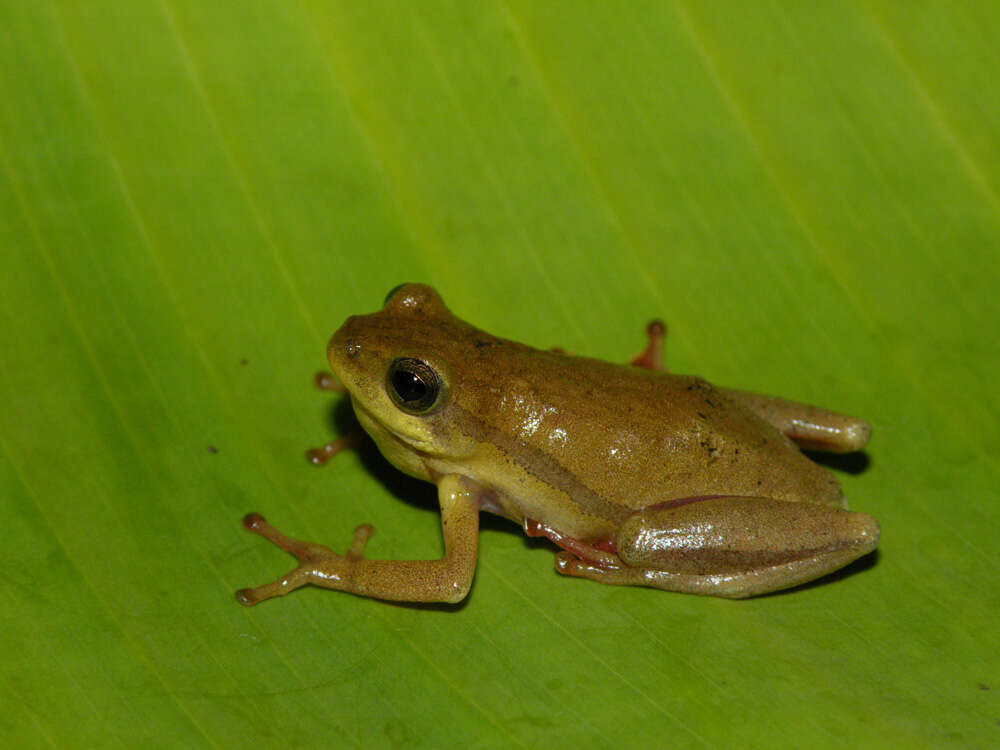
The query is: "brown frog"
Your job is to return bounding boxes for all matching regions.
[237,284,878,604]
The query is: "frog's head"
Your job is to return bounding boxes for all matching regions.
[328,284,492,480]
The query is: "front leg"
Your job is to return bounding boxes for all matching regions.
[236,474,481,605]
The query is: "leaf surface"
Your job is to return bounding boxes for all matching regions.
[2,2,997,747]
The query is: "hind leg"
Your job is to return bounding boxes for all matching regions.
[720,390,871,454]
[555,495,879,598]
[628,321,869,453]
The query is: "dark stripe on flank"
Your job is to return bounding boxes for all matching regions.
[449,403,631,523]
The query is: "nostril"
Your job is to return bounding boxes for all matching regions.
[345,339,361,358]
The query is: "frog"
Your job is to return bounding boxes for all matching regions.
[236,284,878,605]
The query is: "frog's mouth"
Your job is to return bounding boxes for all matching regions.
[350,399,437,482]
[350,399,436,454]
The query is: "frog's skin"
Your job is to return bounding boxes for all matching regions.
[236,284,878,605]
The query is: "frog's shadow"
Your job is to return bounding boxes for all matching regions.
[804,450,871,475]
[326,398,879,607]
[326,396,438,510]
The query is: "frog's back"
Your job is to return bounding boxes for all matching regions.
[454,341,844,530]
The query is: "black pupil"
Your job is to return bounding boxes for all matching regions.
[392,369,427,403]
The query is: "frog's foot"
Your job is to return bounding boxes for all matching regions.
[306,432,365,466]
[314,370,346,392]
[235,514,374,606]
[629,320,667,371]
[523,518,623,569]
[555,551,653,584]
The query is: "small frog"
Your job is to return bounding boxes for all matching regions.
[236,284,878,604]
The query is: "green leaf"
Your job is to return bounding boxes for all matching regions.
[2,1,997,747]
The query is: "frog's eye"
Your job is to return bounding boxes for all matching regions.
[386,358,443,414]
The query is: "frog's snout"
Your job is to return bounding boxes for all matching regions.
[329,315,359,352]
[327,317,362,377]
